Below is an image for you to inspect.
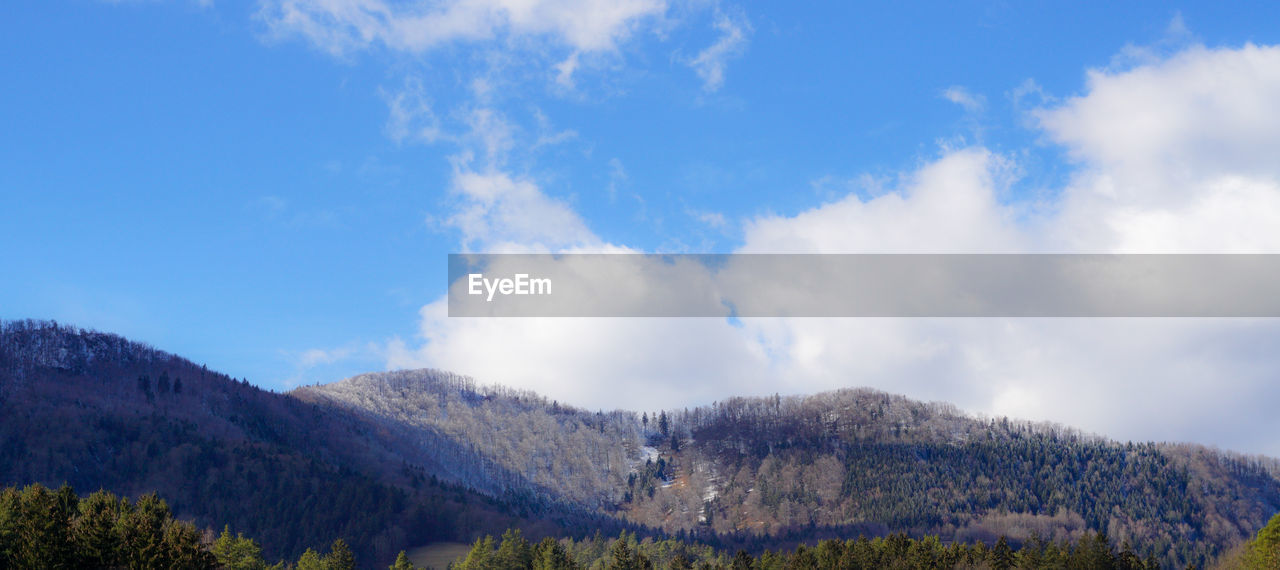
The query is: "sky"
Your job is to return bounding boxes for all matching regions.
[5,1,1280,456]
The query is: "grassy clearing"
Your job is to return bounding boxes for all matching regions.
[406,542,472,569]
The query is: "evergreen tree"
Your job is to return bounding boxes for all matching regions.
[533,537,576,570]
[990,536,1014,570]
[71,489,121,567]
[495,528,533,568]
[0,488,16,567]
[118,492,171,568]
[390,550,418,570]
[758,550,783,570]
[668,552,693,570]
[162,520,217,569]
[212,525,267,570]
[1243,512,1280,569]
[14,484,74,567]
[458,535,495,570]
[324,538,356,570]
[296,548,324,570]
[609,535,652,570]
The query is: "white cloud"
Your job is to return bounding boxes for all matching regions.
[1039,44,1280,183]
[687,8,750,92]
[388,40,1280,457]
[941,85,985,113]
[387,303,768,411]
[445,169,597,252]
[259,0,667,56]
[741,148,1025,253]
[554,51,580,88]
[1036,43,1280,252]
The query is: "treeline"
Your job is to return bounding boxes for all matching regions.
[0,482,359,569]
[451,528,1170,569]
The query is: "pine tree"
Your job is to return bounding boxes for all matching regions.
[668,552,694,570]
[71,489,121,567]
[14,484,74,567]
[533,537,575,570]
[162,520,216,569]
[458,535,495,570]
[991,536,1014,570]
[325,538,356,570]
[495,528,533,568]
[118,492,170,568]
[610,536,650,570]
[212,525,266,570]
[390,550,417,570]
[296,548,324,570]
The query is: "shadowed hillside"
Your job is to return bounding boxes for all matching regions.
[0,320,625,566]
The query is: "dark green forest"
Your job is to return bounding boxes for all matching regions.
[0,482,363,569]
[449,527,1166,569]
[5,481,1279,568]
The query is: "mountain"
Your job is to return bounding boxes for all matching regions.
[300,370,1280,568]
[3,319,1279,568]
[0,320,621,565]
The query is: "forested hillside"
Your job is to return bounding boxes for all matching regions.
[629,391,1280,568]
[0,320,627,566]
[4,319,1279,568]
[306,372,1280,568]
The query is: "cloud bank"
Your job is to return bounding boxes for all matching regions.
[384,41,1280,457]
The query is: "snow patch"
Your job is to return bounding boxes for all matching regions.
[640,446,660,463]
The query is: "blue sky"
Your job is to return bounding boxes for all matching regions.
[6,2,1280,454]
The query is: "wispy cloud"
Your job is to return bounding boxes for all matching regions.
[691,209,726,229]
[941,85,985,113]
[258,0,668,57]
[606,157,627,202]
[282,342,373,389]
[687,8,750,92]
[382,76,444,144]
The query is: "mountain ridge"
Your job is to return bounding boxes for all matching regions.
[4,319,1278,568]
